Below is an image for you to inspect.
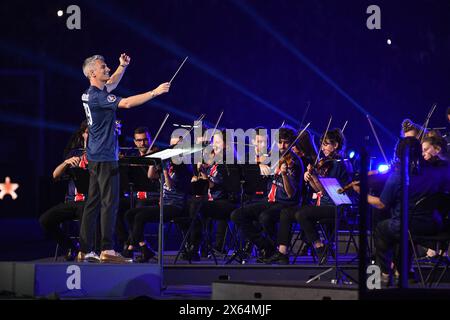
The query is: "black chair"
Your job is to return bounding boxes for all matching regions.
[409,192,450,287]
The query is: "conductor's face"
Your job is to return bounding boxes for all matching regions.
[91,60,111,83]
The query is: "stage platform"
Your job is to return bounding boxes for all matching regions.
[2,251,450,300]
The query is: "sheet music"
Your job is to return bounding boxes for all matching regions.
[319,178,353,206]
[146,146,203,160]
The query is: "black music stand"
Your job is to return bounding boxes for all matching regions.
[143,146,202,292]
[306,178,357,285]
[121,165,159,209]
[68,167,90,196]
[225,164,267,265]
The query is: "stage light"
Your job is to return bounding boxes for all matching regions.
[377,164,389,173]
[57,10,63,17]
[348,151,355,159]
[387,39,392,45]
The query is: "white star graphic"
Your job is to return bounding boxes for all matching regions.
[0,177,19,200]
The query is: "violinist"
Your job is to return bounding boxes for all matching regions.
[422,135,449,164]
[182,129,238,260]
[122,135,191,262]
[231,127,304,261]
[265,128,318,264]
[39,121,89,261]
[116,126,160,251]
[294,128,353,265]
[352,137,450,285]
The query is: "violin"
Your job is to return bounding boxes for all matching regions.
[337,168,392,195]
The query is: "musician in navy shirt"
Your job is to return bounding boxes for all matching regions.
[123,136,192,263]
[78,53,170,263]
[354,137,450,284]
[231,127,304,261]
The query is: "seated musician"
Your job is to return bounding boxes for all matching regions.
[39,121,89,261]
[231,127,304,261]
[422,134,449,164]
[122,135,191,262]
[265,128,317,264]
[116,126,160,251]
[293,128,353,265]
[353,137,450,285]
[183,129,238,260]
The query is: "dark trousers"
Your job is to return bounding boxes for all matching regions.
[125,204,184,246]
[189,198,236,249]
[295,205,336,244]
[79,161,119,252]
[231,202,287,249]
[39,201,85,251]
[116,197,159,249]
[375,216,441,274]
[277,206,299,246]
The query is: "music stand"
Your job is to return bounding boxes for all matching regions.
[225,164,266,265]
[306,178,357,285]
[68,167,90,195]
[144,147,202,292]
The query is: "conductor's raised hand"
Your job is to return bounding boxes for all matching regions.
[119,53,131,67]
[153,82,170,96]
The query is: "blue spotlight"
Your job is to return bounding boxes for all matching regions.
[377,164,390,173]
[348,150,355,159]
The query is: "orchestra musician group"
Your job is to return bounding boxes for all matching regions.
[39,53,450,286]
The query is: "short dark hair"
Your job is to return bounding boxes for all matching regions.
[279,127,296,144]
[321,128,345,152]
[134,127,150,136]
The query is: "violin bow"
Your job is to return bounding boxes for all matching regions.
[269,120,286,152]
[366,114,389,165]
[314,115,333,166]
[145,113,170,155]
[270,122,311,170]
[418,103,437,142]
[299,101,311,129]
[341,120,348,133]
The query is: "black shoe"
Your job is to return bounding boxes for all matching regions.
[135,244,156,263]
[256,246,276,263]
[121,248,134,259]
[180,244,201,262]
[264,252,289,265]
[64,248,77,262]
[315,246,328,265]
[180,249,201,262]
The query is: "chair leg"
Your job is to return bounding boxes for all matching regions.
[54,243,59,262]
[408,230,425,287]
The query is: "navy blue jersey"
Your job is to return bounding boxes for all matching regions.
[162,163,192,207]
[267,153,304,205]
[199,163,226,201]
[82,86,122,162]
[380,164,450,219]
[319,158,353,206]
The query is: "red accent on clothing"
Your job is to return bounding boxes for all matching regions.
[316,191,323,206]
[74,193,85,202]
[267,168,281,202]
[255,191,264,195]
[79,153,88,169]
[137,191,147,200]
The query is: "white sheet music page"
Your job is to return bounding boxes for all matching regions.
[318,178,353,206]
